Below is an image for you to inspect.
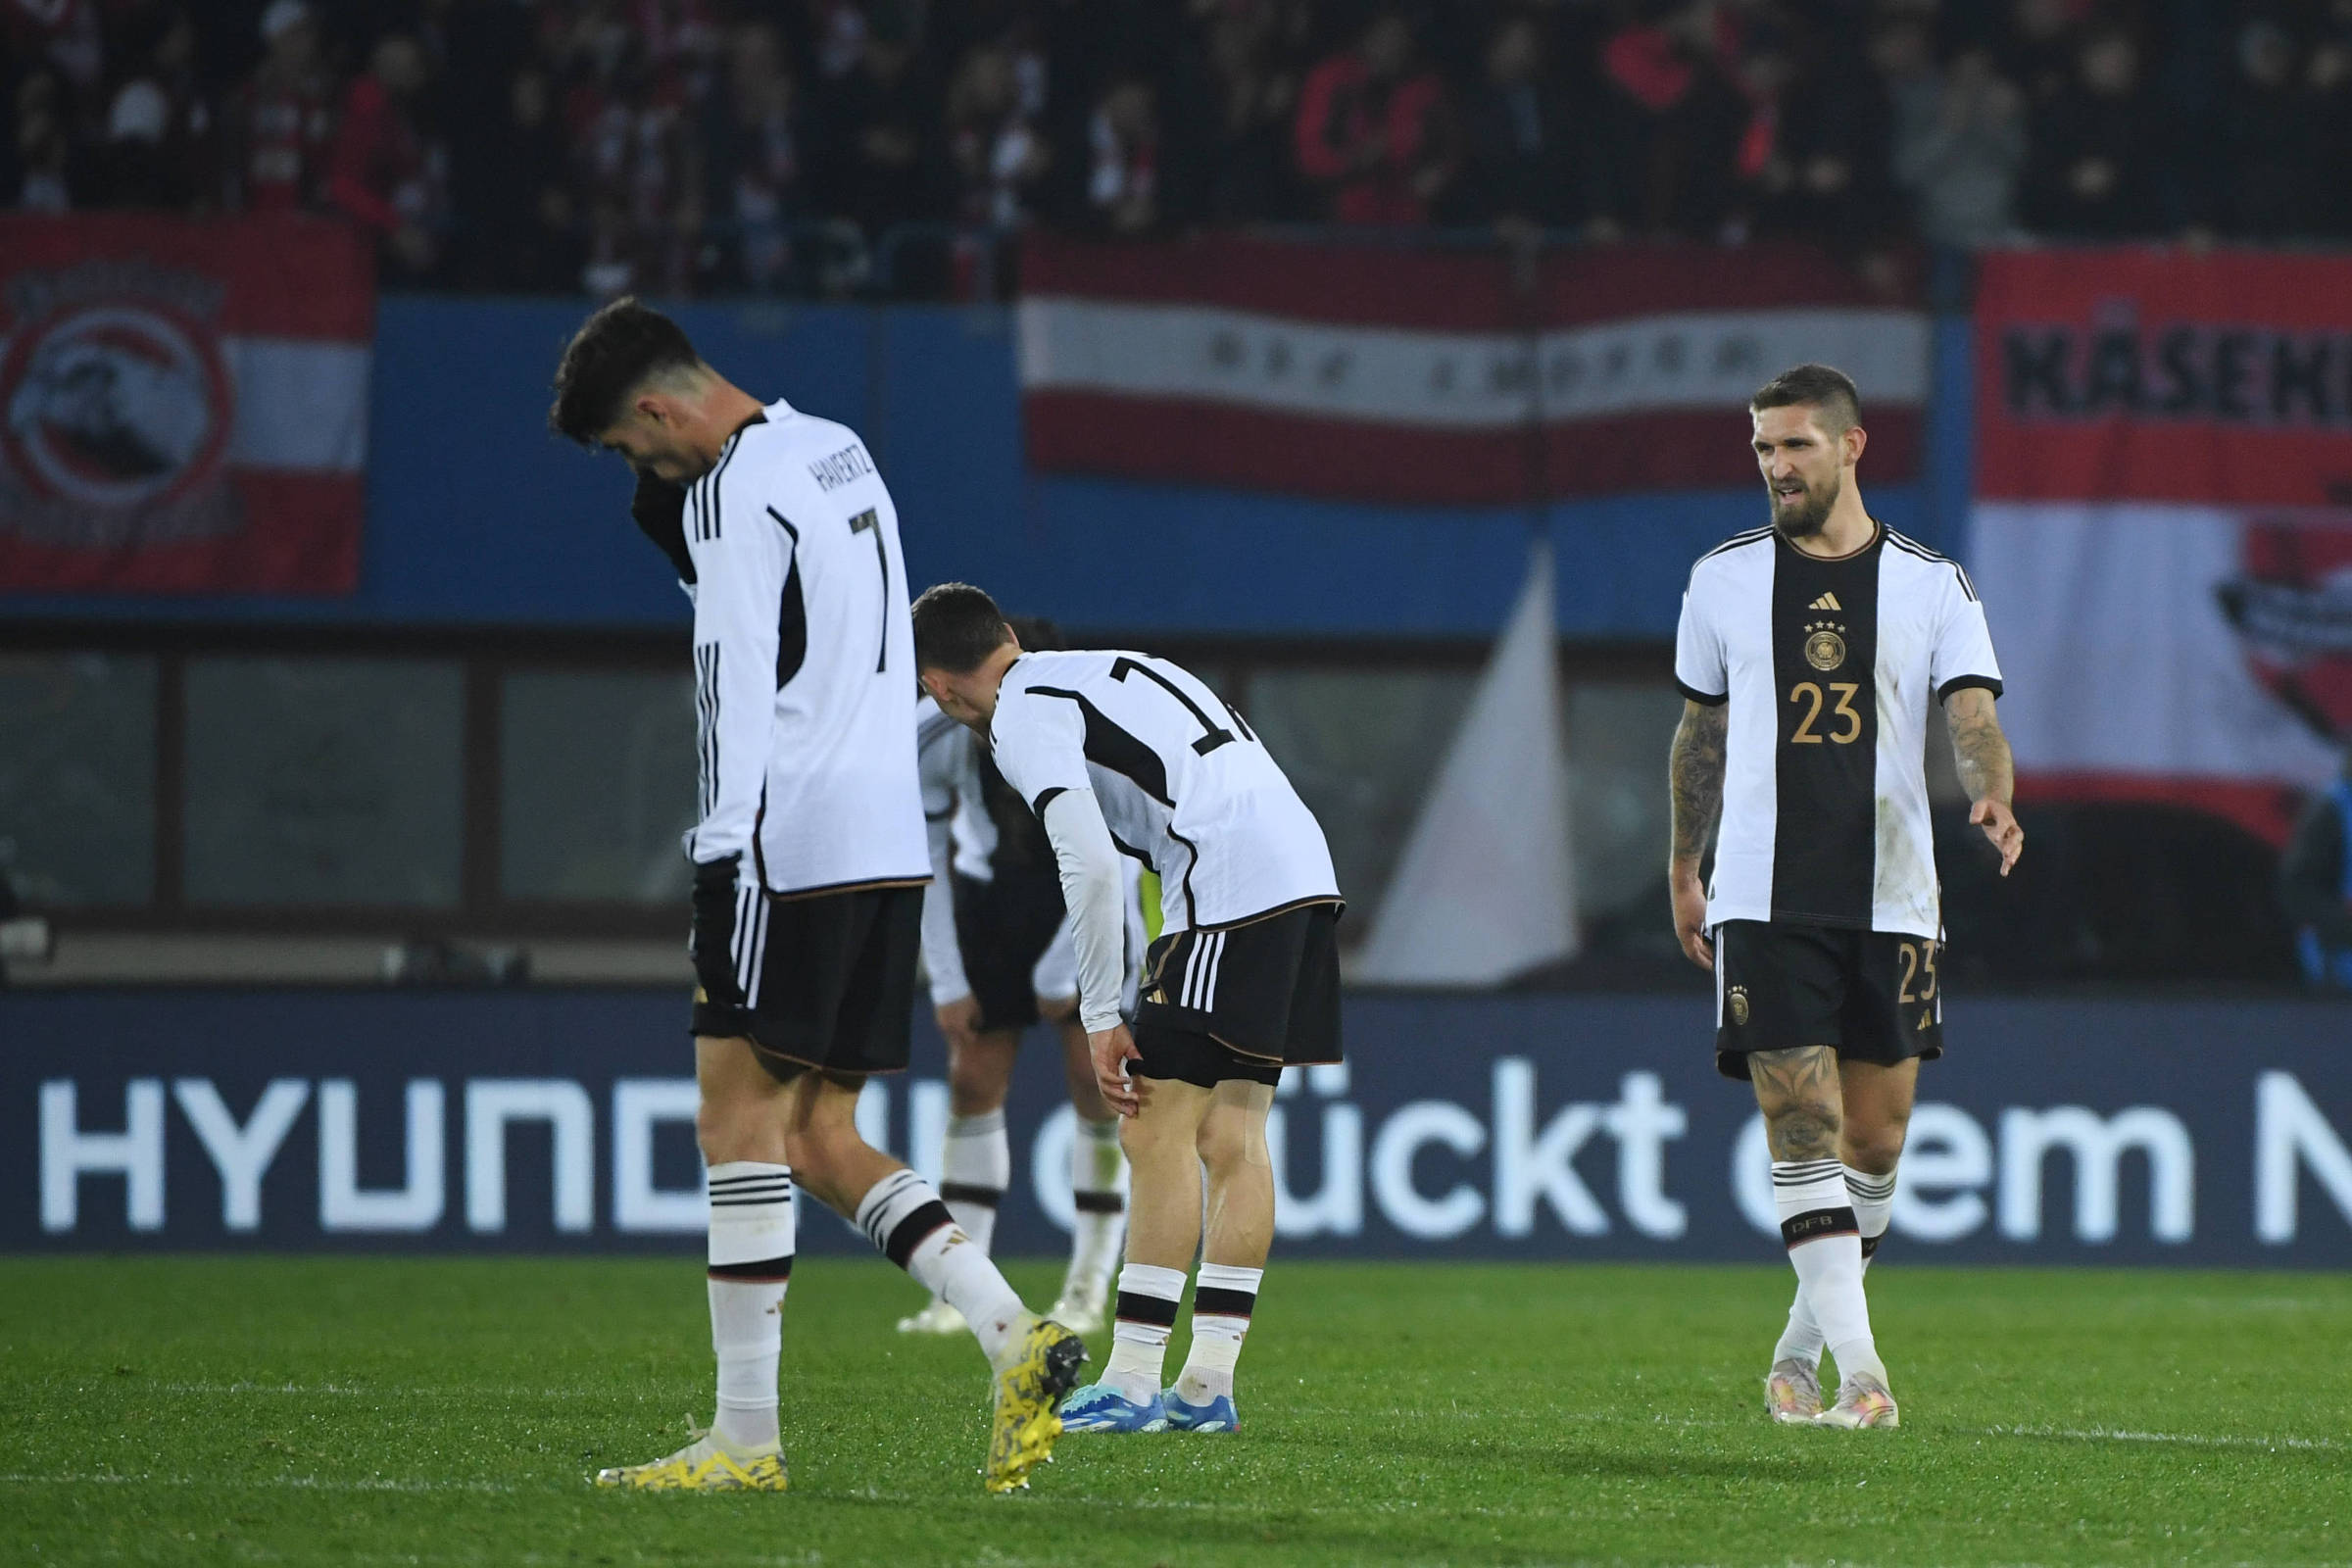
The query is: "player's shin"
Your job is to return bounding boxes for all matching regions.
[1173,1263,1258,1403]
[940,1108,1009,1257]
[1065,1113,1126,1292]
[1102,1262,1185,1403]
[1774,1161,1897,1366]
[707,1160,796,1452]
[1772,1158,1886,1387]
[855,1166,1028,1364]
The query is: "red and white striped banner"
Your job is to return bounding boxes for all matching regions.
[0,214,372,594]
[1969,249,2352,843]
[1018,235,1928,505]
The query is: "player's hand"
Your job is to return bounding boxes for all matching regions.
[1971,797,2024,876]
[1089,1024,1145,1118]
[1669,868,1713,971]
[934,994,982,1056]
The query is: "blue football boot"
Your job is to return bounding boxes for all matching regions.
[1161,1388,1239,1433]
[1057,1382,1169,1433]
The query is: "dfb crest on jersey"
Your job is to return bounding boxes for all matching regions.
[2216,514,2352,741]
[1803,625,1847,671]
[0,267,236,546]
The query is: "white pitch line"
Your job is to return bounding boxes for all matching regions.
[0,1472,523,1494]
[1983,1424,2343,1454]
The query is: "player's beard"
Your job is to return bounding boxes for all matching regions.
[1770,468,1839,540]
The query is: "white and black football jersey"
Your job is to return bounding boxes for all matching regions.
[684,399,928,894]
[987,649,1341,933]
[1674,523,2003,939]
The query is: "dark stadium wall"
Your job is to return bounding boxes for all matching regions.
[0,299,1963,639]
[8,989,2350,1267]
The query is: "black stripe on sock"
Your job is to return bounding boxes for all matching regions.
[708,1254,794,1282]
[709,1171,791,1187]
[1781,1206,1860,1248]
[939,1182,1006,1208]
[1192,1286,1256,1319]
[882,1200,956,1269]
[1860,1233,1884,1262]
[1071,1191,1124,1215]
[1113,1291,1180,1329]
[710,1194,795,1207]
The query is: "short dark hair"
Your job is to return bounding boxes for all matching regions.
[1749,364,1863,433]
[1004,614,1061,653]
[548,297,703,446]
[912,582,1013,673]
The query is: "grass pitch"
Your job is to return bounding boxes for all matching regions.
[1,1257,2345,1567]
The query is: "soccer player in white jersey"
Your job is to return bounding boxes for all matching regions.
[1668,364,2023,1430]
[549,299,1083,1494]
[903,660,1140,1340]
[912,584,1343,1435]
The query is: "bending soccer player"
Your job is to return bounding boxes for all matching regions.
[913,584,1342,1436]
[552,299,1083,1494]
[904,659,1139,1339]
[1668,363,2022,1431]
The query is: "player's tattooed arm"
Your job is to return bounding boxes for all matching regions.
[1945,687,2024,876]
[1667,700,1729,969]
[1668,700,1729,863]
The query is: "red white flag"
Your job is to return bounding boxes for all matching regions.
[1018,234,1929,505]
[0,214,372,595]
[1969,249,2352,844]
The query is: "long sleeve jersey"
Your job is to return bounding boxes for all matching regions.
[682,398,929,896]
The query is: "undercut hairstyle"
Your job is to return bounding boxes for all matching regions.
[912,582,1014,673]
[1749,364,1863,434]
[548,297,704,446]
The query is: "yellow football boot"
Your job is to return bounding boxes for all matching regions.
[982,1317,1087,1494]
[594,1419,789,1492]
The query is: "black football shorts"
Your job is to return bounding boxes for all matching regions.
[951,867,1069,1034]
[1712,918,1944,1081]
[690,859,922,1082]
[1131,901,1344,1089]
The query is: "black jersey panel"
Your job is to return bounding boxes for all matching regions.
[1769,535,1883,925]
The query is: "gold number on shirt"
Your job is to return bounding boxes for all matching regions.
[1788,682,1862,745]
[1896,940,1938,1004]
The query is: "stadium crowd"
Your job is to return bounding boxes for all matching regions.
[6,0,2350,297]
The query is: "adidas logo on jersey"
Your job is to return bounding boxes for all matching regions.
[1809,592,1842,612]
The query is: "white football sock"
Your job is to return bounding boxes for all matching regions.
[855,1167,1027,1364]
[1174,1262,1259,1404]
[939,1108,1009,1261]
[1775,1162,1896,1367]
[1773,1158,1886,1388]
[1103,1262,1184,1403]
[1065,1114,1126,1295]
[706,1160,794,1451]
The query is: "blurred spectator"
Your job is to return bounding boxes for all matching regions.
[2023,26,2163,238]
[812,1,939,241]
[94,8,215,210]
[1747,27,1897,254]
[1997,0,2082,107]
[1293,8,1455,226]
[1592,2,1746,239]
[1890,42,2027,249]
[1165,1,1303,224]
[2307,30,2352,238]
[573,50,698,299]
[326,31,445,278]
[2218,20,2312,241]
[225,0,334,214]
[944,42,1050,229]
[466,63,576,291]
[702,22,809,291]
[4,0,105,95]
[11,67,80,210]
[1446,11,1584,234]
[1076,73,1159,236]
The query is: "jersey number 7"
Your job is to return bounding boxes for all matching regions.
[849,509,889,673]
[1111,657,1256,755]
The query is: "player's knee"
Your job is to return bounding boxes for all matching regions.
[1843,1120,1907,1174]
[945,1054,1002,1112]
[1766,1102,1842,1161]
[1036,992,1078,1023]
[1194,1113,1258,1176]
